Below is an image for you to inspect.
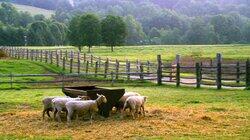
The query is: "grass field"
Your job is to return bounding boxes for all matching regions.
[5,2,54,18]
[0,59,64,89]
[21,44,250,62]
[0,85,249,139]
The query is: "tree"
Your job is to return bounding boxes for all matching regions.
[68,15,82,51]
[124,15,146,45]
[101,15,127,52]
[27,21,54,46]
[79,14,101,53]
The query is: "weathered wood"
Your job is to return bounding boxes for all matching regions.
[147,61,150,74]
[136,59,139,72]
[95,61,98,77]
[126,60,130,80]
[70,51,74,59]
[35,50,38,61]
[31,50,34,61]
[70,58,73,73]
[63,57,66,71]
[157,55,162,85]
[196,63,201,88]
[140,63,144,81]
[246,59,250,88]
[104,58,109,78]
[40,50,43,62]
[86,61,89,74]
[65,50,68,60]
[83,53,86,63]
[77,59,81,74]
[236,61,240,83]
[91,55,93,66]
[216,53,222,89]
[98,57,101,68]
[217,62,222,89]
[50,51,53,64]
[45,51,48,63]
[176,54,180,64]
[176,63,180,87]
[115,59,119,79]
[56,54,59,67]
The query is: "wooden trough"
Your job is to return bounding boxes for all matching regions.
[62,86,125,117]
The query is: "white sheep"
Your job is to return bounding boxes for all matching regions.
[52,96,88,122]
[116,92,140,112]
[123,96,147,119]
[66,94,107,124]
[42,96,67,119]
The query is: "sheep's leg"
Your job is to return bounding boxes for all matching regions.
[67,110,73,124]
[89,111,93,124]
[135,108,139,118]
[42,109,46,120]
[56,109,62,122]
[53,109,58,121]
[46,110,51,118]
[141,105,145,117]
[131,109,136,119]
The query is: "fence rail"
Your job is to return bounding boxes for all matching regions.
[0,46,249,89]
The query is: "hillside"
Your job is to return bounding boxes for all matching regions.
[12,3,54,18]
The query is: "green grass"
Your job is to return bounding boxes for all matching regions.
[0,85,249,139]
[0,59,64,89]
[21,44,250,62]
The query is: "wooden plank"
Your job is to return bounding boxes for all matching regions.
[157,55,162,85]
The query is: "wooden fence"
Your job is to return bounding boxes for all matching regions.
[0,47,249,89]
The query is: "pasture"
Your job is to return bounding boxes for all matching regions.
[0,86,249,139]
[21,44,250,62]
[0,45,250,139]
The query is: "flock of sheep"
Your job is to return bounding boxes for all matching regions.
[42,92,147,123]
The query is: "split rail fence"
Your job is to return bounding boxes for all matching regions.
[0,47,249,89]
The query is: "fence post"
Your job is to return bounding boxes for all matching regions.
[136,59,139,73]
[91,55,93,66]
[86,61,89,74]
[147,61,150,74]
[95,61,98,77]
[111,72,114,86]
[40,50,43,62]
[98,57,101,68]
[83,53,86,63]
[63,57,66,71]
[157,55,162,85]
[56,53,59,67]
[65,50,68,60]
[70,51,73,59]
[104,58,109,78]
[246,59,250,89]
[60,50,62,60]
[26,49,29,59]
[126,59,130,80]
[216,53,222,89]
[176,62,180,87]
[115,59,119,80]
[196,62,201,88]
[17,49,20,59]
[31,50,34,61]
[70,58,73,73]
[10,73,13,89]
[140,63,144,81]
[45,51,48,63]
[50,51,53,64]
[77,58,81,74]
[236,61,240,84]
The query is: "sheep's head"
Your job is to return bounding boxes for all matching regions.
[97,94,107,103]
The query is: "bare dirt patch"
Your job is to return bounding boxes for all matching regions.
[0,106,248,139]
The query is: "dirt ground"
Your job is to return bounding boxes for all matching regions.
[0,105,248,139]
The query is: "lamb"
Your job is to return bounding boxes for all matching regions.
[42,96,67,119]
[66,94,107,124]
[115,92,140,112]
[123,96,147,119]
[52,96,89,122]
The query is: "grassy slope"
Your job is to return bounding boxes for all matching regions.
[0,59,64,89]
[0,86,249,139]
[11,3,54,18]
[22,44,250,62]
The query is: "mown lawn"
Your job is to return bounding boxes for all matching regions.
[0,85,249,139]
[21,44,250,61]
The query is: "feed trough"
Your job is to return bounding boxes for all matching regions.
[62,86,125,117]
